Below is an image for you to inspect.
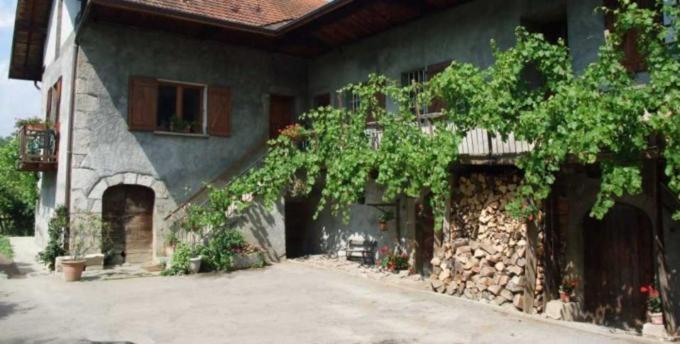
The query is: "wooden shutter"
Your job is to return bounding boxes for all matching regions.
[128,76,158,131]
[427,60,451,113]
[207,86,232,137]
[53,78,62,130]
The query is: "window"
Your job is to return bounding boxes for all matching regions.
[604,0,657,73]
[345,92,361,112]
[401,68,428,115]
[46,79,62,128]
[313,93,331,108]
[521,8,568,90]
[128,77,231,137]
[522,6,568,46]
[156,82,204,134]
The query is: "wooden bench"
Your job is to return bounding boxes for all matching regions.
[346,239,377,265]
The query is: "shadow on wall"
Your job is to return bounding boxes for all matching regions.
[239,200,282,262]
[308,203,399,258]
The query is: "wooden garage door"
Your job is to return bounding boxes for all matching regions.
[103,185,154,265]
[583,203,654,330]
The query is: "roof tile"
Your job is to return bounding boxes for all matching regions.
[122,0,328,28]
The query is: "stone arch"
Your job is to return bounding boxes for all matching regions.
[87,172,169,201]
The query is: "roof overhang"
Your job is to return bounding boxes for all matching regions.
[9,0,470,81]
[8,0,53,81]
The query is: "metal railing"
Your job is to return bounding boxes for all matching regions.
[17,124,58,171]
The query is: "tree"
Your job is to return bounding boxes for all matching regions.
[0,136,38,235]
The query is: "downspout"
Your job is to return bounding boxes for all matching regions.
[64,43,78,214]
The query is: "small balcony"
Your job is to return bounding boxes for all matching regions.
[17,124,58,172]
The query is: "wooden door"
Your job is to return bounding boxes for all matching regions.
[103,185,155,265]
[416,196,435,276]
[269,95,295,139]
[583,203,654,330]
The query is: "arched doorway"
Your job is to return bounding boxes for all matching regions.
[103,185,154,265]
[583,203,654,330]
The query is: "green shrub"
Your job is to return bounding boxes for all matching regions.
[162,229,249,275]
[199,229,246,271]
[161,242,195,276]
[0,235,13,259]
[37,206,68,271]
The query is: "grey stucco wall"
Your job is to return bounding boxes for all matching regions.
[34,33,78,248]
[308,0,605,106]
[70,22,308,260]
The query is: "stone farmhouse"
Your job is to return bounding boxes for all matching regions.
[8,0,680,337]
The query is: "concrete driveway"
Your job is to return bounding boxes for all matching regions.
[1,254,652,344]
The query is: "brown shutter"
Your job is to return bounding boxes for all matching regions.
[207,86,232,137]
[128,76,158,131]
[427,60,451,113]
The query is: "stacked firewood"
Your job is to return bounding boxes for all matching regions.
[430,173,544,312]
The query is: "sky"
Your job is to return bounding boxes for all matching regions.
[0,0,41,137]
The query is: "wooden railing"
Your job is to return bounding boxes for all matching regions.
[364,112,532,160]
[17,124,58,171]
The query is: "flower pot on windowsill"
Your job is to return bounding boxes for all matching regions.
[379,221,388,232]
[62,259,87,282]
[559,291,571,303]
[649,312,663,325]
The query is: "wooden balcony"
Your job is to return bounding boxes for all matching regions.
[17,124,58,172]
[365,112,532,163]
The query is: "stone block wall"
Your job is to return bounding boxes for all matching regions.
[430,172,545,313]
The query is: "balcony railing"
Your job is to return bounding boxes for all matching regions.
[17,124,58,171]
[365,112,532,160]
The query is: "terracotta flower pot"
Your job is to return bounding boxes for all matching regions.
[559,291,571,303]
[379,221,388,232]
[62,260,87,282]
[649,312,663,325]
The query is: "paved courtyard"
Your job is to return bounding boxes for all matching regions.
[1,239,653,344]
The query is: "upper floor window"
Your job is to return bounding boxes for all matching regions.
[128,77,232,137]
[46,78,62,128]
[156,82,204,134]
[313,93,331,108]
[604,0,657,73]
[345,91,361,112]
[401,68,427,115]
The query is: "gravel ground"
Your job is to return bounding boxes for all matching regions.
[0,238,653,344]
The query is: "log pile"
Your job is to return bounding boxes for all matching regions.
[430,173,544,312]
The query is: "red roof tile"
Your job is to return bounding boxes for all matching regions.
[122,0,328,28]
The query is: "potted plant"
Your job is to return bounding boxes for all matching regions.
[558,279,577,303]
[170,115,191,133]
[378,211,394,232]
[279,123,304,142]
[641,284,663,325]
[188,253,203,274]
[16,117,47,131]
[376,245,409,273]
[62,213,107,282]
